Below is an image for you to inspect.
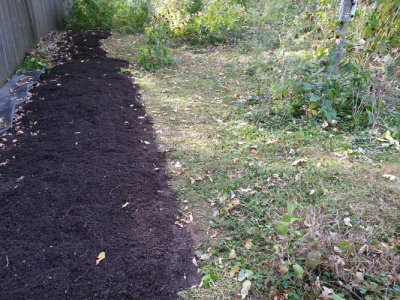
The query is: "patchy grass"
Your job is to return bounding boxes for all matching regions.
[103,33,400,299]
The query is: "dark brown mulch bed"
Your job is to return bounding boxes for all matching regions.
[0,30,199,300]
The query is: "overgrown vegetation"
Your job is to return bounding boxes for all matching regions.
[98,0,400,298]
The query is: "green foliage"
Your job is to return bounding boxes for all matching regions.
[114,0,154,33]
[67,0,116,30]
[393,112,400,141]
[276,202,298,235]
[193,0,247,43]
[365,0,400,51]
[17,57,51,74]
[243,0,399,131]
[67,0,249,43]
[201,268,220,287]
[137,26,174,71]
[67,0,153,33]
[290,61,371,124]
[153,0,248,44]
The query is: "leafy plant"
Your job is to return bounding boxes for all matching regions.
[276,202,298,235]
[365,0,400,51]
[138,26,174,71]
[201,268,220,287]
[17,57,51,74]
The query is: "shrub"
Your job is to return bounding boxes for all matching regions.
[193,0,247,43]
[114,0,154,33]
[289,61,371,125]
[138,26,175,71]
[66,0,153,33]
[153,0,248,44]
[67,0,116,30]
[365,0,400,51]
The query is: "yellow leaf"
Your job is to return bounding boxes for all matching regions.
[244,239,253,250]
[229,265,241,278]
[96,252,106,265]
[309,103,317,109]
[311,109,318,116]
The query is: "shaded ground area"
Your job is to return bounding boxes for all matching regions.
[0,30,199,299]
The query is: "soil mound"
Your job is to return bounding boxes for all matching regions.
[0,30,199,300]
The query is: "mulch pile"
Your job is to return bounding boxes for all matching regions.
[0,30,199,299]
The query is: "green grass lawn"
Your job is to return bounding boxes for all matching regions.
[103,33,400,300]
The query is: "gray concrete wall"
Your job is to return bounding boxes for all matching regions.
[0,0,65,86]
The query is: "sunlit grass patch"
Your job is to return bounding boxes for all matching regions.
[103,33,400,299]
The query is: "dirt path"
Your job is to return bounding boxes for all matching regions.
[0,30,199,299]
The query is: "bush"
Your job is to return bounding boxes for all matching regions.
[153,0,248,44]
[66,0,153,33]
[365,0,400,51]
[289,61,372,125]
[138,26,175,71]
[114,0,154,33]
[67,0,116,30]
[193,0,247,43]
[153,0,193,37]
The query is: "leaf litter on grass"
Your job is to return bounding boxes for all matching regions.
[103,33,400,300]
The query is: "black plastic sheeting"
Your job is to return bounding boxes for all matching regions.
[0,71,42,135]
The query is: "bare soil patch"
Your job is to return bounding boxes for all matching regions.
[0,30,199,299]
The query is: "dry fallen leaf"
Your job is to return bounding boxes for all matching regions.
[358,244,368,254]
[265,139,278,145]
[210,231,218,238]
[229,265,240,278]
[320,286,333,298]
[233,158,241,163]
[374,241,392,251]
[231,199,240,207]
[96,252,106,265]
[200,253,211,260]
[175,220,184,228]
[182,212,193,224]
[343,217,352,227]
[279,266,289,275]
[122,202,130,208]
[382,174,398,181]
[244,239,253,250]
[229,249,237,259]
[356,272,364,282]
[292,159,307,166]
[241,280,251,299]
[303,218,313,227]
